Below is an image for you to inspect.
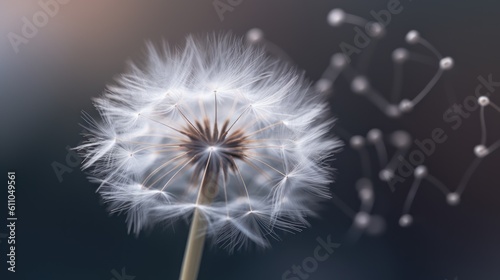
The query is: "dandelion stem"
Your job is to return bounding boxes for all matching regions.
[179,159,218,280]
[179,207,208,280]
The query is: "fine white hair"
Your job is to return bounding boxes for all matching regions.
[77,34,341,251]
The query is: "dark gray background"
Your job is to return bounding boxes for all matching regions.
[1,0,500,279]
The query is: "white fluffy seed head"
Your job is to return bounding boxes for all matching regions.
[77,34,340,251]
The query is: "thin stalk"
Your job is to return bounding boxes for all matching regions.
[179,169,218,280]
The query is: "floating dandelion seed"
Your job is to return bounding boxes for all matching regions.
[77,34,340,279]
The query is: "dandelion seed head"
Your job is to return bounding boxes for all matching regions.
[77,34,340,251]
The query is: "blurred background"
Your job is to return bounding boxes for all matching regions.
[1,0,500,279]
